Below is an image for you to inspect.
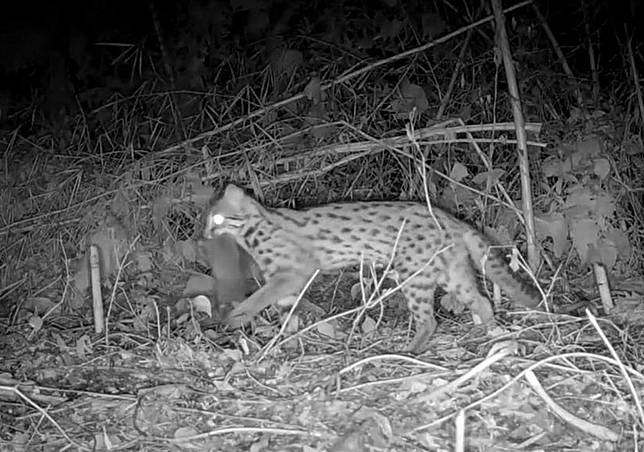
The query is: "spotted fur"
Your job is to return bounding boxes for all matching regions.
[204,184,540,352]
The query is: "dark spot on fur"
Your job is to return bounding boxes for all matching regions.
[385,225,399,234]
[340,227,352,234]
[274,210,306,227]
[371,229,381,236]
[413,283,433,291]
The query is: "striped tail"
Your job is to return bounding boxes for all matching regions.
[463,230,542,309]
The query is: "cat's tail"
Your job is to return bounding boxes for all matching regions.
[463,230,542,309]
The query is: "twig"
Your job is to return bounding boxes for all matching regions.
[587,309,644,426]
[409,350,638,438]
[524,369,618,441]
[490,0,539,271]
[257,270,320,362]
[0,385,88,450]
[104,234,141,346]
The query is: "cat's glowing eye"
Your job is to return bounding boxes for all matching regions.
[212,214,225,225]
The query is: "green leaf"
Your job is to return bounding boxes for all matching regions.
[542,156,568,178]
[391,79,429,115]
[449,162,469,182]
[569,218,600,264]
[361,315,377,334]
[593,240,618,269]
[575,138,602,160]
[535,213,570,257]
[303,76,323,103]
[604,228,631,259]
[592,158,610,179]
[594,193,615,218]
[472,168,505,186]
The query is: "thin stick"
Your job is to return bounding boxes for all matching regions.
[1,385,87,450]
[586,309,644,426]
[490,0,539,271]
[257,270,320,362]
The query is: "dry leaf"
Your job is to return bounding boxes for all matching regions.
[303,76,323,103]
[317,321,337,339]
[361,315,376,334]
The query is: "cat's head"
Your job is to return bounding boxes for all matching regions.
[204,184,259,239]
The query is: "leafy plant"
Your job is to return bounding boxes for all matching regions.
[537,137,630,270]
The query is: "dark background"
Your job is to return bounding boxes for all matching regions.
[1,0,642,132]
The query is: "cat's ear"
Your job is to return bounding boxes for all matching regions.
[223,184,258,212]
[223,184,246,203]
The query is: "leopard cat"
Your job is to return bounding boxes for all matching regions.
[204,184,541,353]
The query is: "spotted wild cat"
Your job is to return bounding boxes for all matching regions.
[204,184,540,352]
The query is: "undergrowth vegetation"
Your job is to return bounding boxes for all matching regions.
[1,0,643,450]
